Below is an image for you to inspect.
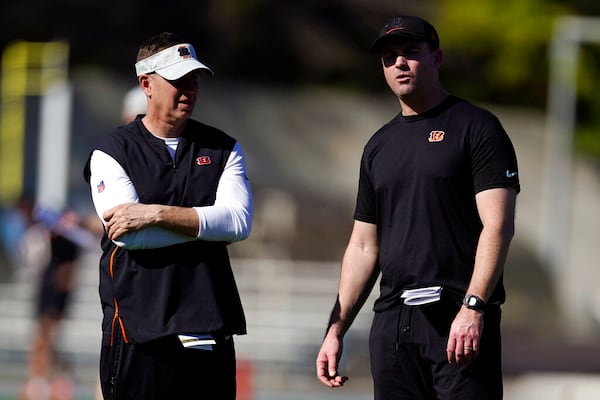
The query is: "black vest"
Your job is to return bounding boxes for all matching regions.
[85,117,246,345]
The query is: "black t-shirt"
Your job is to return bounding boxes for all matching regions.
[354,96,520,311]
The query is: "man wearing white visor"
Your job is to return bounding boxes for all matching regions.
[84,32,253,399]
[134,41,214,80]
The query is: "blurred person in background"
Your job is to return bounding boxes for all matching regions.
[19,206,99,400]
[0,196,35,276]
[121,85,147,123]
[316,15,519,399]
[84,32,253,399]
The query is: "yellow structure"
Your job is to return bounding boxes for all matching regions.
[0,41,69,205]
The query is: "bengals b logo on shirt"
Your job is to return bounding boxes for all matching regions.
[428,131,445,142]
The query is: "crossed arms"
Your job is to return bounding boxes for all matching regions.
[88,142,253,249]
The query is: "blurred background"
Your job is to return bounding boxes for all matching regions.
[1,0,600,399]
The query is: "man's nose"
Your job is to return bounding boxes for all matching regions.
[395,55,408,67]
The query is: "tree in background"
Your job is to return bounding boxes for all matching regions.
[435,0,600,158]
[435,0,572,106]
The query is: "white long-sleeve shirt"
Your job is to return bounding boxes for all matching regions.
[89,140,253,250]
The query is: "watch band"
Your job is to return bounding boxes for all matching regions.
[463,294,486,311]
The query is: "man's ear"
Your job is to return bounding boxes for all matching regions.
[434,48,443,68]
[139,75,152,96]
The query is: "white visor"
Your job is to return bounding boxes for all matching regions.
[135,43,214,80]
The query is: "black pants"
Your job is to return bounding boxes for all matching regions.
[100,330,236,400]
[369,299,503,400]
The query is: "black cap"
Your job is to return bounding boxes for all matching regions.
[369,15,439,53]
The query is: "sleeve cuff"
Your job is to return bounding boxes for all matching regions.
[193,207,203,238]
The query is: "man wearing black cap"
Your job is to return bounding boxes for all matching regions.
[84,32,253,399]
[316,15,519,399]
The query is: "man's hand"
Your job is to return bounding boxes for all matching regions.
[316,334,349,388]
[103,203,156,240]
[446,307,484,365]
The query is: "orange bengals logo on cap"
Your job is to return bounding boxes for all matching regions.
[428,131,445,142]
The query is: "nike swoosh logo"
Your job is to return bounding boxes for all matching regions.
[506,170,518,178]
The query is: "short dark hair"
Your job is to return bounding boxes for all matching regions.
[136,32,189,62]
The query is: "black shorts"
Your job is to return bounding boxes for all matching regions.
[369,297,503,400]
[36,266,72,318]
[100,329,237,400]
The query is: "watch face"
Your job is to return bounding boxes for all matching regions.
[468,296,477,306]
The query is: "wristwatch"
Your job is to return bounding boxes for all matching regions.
[463,294,486,311]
